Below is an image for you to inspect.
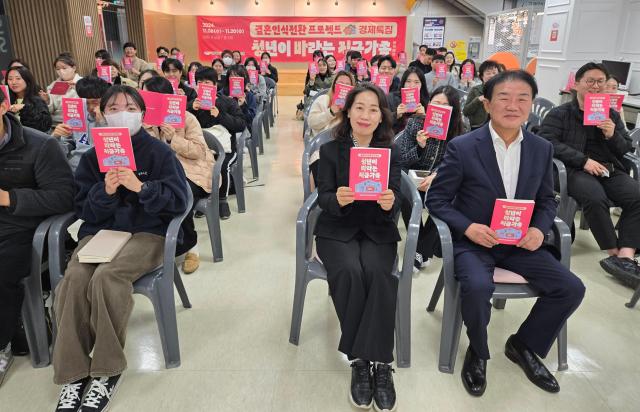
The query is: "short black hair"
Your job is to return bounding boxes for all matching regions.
[426,48,437,56]
[100,85,146,113]
[95,49,111,60]
[188,61,203,72]
[212,58,224,67]
[432,55,445,63]
[377,55,397,69]
[137,69,160,87]
[170,47,180,54]
[419,44,428,52]
[123,42,136,50]
[75,76,111,99]
[575,62,609,82]
[195,67,218,83]
[350,51,362,60]
[244,57,259,68]
[478,60,502,79]
[483,69,538,101]
[156,46,169,55]
[143,76,173,94]
[221,49,233,58]
[370,55,382,67]
[261,52,271,60]
[161,57,183,72]
[437,47,448,53]
[54,52,76,68]
[226,64,249,87]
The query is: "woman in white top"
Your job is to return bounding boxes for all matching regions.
[41,53,82,126]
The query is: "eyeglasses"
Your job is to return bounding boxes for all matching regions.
[583,78,606,86]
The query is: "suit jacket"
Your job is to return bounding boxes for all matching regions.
[314,137,402,244]
[425,124,557,250]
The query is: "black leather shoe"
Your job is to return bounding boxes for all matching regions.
[600,256,640,288]
[461,345,486,397]
[350,360,373,409]
[373,363,396,411]
[505,335,560,393]
[219,200,231,220]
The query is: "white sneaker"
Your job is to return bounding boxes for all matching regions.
[55,377,91,411]
[0,343,14,388]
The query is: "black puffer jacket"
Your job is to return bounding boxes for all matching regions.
[0,112,75,236]
[538,98,632,170]
[12,95,52,133]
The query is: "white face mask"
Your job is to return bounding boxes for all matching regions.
[222,57,233,66]
[105,111,143,136]
[57,67,75,81]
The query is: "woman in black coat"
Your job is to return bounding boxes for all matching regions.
[314,83,400,412]
[386,66,429,134]
[260,52,278,83]
[6,66,52,132]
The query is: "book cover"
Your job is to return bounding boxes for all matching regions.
[336,60,346,71]
[356,60,368,77]
[349,147,391,201]
[248,68,259,85]
[188,71,196,88]
[50,81,70,96]
[423,104,452,140]
[156,57,165,70]
[62,97,87,132]
[308,62,319,76]
[489,199,535,245]
[0,85,9,109]
[609,93,624,112]
[461,63,475,80]
[229,76,245,97]
[260,61,268,75]
[92,127,136,172]
[370,66,379,84]
[584,93,610,126]
[434,63,448,80]
[332,83,353,109]
[401,87,420,112]
[123,57,133,70]
[78,230,132,263]
[314,55,322,63]
[139,90,187,128]
[168,77,180,93]
[375,74,392,94]
[398,51,407,65]
[97,65,112,84]
[197,83,217,110]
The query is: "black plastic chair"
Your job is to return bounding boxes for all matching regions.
[198,131,226,262]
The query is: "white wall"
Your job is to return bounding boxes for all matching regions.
[142,0,406,16]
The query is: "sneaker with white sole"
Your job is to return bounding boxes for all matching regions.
[80,375,121,411]
[0,343,14,388]
[55,377,91,411]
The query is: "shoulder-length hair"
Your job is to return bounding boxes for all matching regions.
[399,66,429,107]
[430,85,463,140]
[7,66,40,103]
[332,83,394,148]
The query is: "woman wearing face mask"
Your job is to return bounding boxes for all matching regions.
[260,52,278,83]
[211,58,227,90]
[42,53,82,126]
[397,85,464,270]
[386,66,429,134]
[303,58,334,107]
[51,85,189,412]
[314,84,401,412]
[244,57,267,97]
[221,50,234,71]
[6,66,52,132]
[142,76,214,274]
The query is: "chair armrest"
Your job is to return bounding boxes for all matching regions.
[296,191,319,262]
[623,153,640,182]
[551,217,572,269]
[399,172,422,280]
[47,212,78,291]
[430,215,455,289]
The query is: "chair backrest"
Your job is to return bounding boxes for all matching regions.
[532,97,555,120]
[629,128,640,155]
[302,128,334,200]
[525,112,542,133]
[264,76,276,90]
[202,130,226,193]
[305,89,329,118]
[251,110,265,140]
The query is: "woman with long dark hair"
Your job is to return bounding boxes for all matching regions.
[315,83,400,412]
[398,85,464,269]
[6,66,52,132]
[303,58,334,107]
[386,66,429,134]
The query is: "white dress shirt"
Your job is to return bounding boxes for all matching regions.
[489,121,523,199]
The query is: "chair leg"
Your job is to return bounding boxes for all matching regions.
[173,265,192,309]
[248,140,259,179]
[626,283,640,308]
[492,298,507,309]
[556,322,568,371]
[438,283,463,373]
[257,127,265,155]
[289,266,312,345]
[21,273,51,368]
[427,269,444,312]
[232,167,246,213]
[150,280,182,369]
[395,271,412,368]
[263,109,271,139]
[204,203,223,262]
[579,211,589,230]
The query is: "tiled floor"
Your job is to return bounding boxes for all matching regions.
[4,96,640,411]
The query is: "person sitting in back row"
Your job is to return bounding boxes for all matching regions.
[424,54,459,94]
[161,58,197,106]
[6,66,52,133]
[463,59,502,130]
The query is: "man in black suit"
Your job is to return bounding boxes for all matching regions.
[426,70,585,397]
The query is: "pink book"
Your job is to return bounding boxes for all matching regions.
[398,51,407,65]
[401,87,420,112]
[122,57,133,70]
[489,199,535,245]
[92,127,136,172]
[176,52,184,63]
[260,61,269,75]
[0,85,9,108]
[375,74,392,94]
[423,104,452,140]
[314,55,322,63]
[62,97,87,132]
[168,77,180,93]
[97,66,112,84]
[564,71,576,91]
[156,57,165,70]
[336,60,346,72]
[332,83,353,109]
[349,147,391,201]
[609,94,624,112]
[248,68,259,86]
[188,71,196,88]
[50,81,70,96]
[434,63,447,80]
[229,76,245,97]
[308,62,319,76]
[461,63,475,80]
[356,60,368,77]
[139,90,187,128]
[370,66,379,84]
[197,83,217,110]
[584,93,610,126]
